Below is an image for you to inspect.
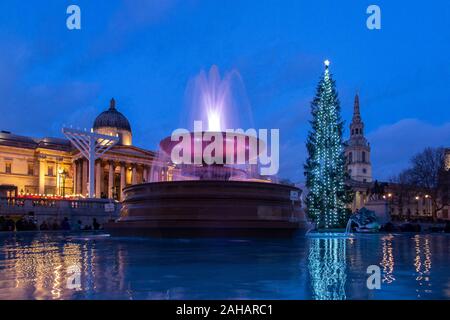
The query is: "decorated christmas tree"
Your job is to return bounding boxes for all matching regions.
[304,60,352,229]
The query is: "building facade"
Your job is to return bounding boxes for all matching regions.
[0,99,166,201]
[344,94,373,212]
[438,148,450,219]
[343,94,446,220]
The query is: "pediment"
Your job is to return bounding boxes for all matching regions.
[109,145,156,158]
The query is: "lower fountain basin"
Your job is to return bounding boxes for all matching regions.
[107,180,305,237]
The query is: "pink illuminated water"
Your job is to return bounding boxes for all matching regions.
[183,65,254,132]
[150,66,259,183]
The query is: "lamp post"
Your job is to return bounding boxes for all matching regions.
[415,196,420,218]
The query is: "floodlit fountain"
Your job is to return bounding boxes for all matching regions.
[107,66,304,237]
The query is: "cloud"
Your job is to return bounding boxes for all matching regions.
[368,119,450,180]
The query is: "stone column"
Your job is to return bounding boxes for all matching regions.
[143,167,148,184]
[82,159,88,196]
[108,162,114,199]
[72,161,77,195]
[120,164,126,201]
[95,161,102,198]
[38,159,46,195]
[77,160,82,195]
[56,162,61,195]
[131,165,137,185]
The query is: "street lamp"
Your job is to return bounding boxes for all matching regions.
[415,195,420,217]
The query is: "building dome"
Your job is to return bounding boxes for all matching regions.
[93,98,131,132]
[93,98,132,145]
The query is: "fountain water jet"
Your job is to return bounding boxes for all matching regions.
[107,66,304,237]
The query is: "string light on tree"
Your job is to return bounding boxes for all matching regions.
[304,60,352,229]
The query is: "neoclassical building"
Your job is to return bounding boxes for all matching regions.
[0,99,165,200]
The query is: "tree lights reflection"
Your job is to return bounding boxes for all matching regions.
[414,235,432,297]
[308,238,347,300]
[380,235,395,284]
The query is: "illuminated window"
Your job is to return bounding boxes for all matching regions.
[48,165,54,176]
[5,162,11,174]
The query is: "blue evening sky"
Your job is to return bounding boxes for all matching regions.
[0,0,449,182]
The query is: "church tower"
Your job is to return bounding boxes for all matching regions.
[345,94,372,182]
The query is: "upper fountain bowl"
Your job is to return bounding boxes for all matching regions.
[159,131,265,164]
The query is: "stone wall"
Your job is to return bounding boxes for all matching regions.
[0,197,121,228]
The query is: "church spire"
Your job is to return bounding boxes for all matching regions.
[345,92,372,183]
[352,94,361,122]
[350,93,364,137]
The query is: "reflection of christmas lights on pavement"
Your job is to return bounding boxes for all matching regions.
[414,235,433,297]
[380,235,395,284]
[308,238,347,300]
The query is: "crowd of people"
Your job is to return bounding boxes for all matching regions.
[0,215,102,232]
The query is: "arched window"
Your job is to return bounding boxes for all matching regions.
[362,151,366,163]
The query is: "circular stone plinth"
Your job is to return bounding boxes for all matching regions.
[107,180,305,237]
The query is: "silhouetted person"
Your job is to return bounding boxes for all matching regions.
[15,218,25,231]
[76,220,83,231]
[51,220,60,230]
[92,218,100,231]
[5,216,15,232]
[61,217,71,231]
[40,221,49,231]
